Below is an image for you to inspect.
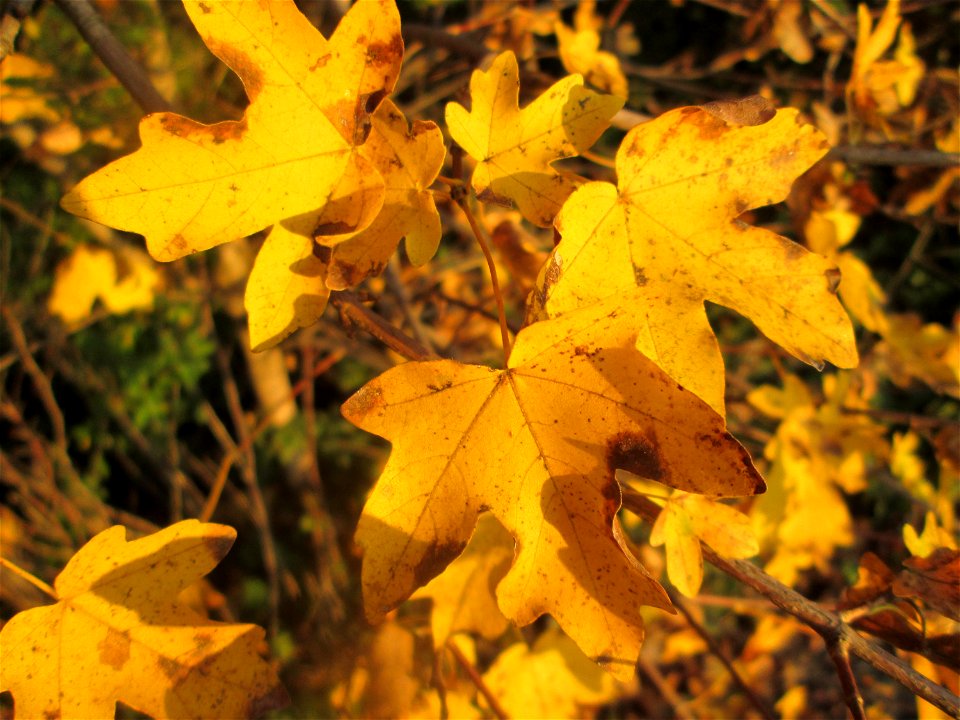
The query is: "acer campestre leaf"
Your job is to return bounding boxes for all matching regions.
[342,309,763,680]
[0,520,286,719]
[62,0,401,262]
[243,99,443,350]
[445,50,623,227]
[530,104,858,414]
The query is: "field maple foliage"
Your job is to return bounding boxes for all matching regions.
[0,0,957,718]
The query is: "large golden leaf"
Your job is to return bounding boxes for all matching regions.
[530,104,858,413]
[342,308,763,680]
[61,0,401,262]
[0,520,286,719]
[446,50,623,227]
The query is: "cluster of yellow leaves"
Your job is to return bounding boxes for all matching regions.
[61,0,442,352]
[748,372,888,585]
[48,243,160,325]
[847,0,925,130]
[0,520,286,719]
[0,53,121,174]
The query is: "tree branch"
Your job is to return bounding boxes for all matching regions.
[621,488,960,719]
[330,291,435,362]
[53,0,172,114]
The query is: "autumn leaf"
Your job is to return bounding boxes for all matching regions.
[482,628,620,718]
[650,491,758,597]
[412,512,513,648]
[242,99,443,350]
[321,98,445,290]
[530,102,858,413]
[62,0,401,261]
[343,307,763,680]
[554,0,629,98]
[48,243,160,325]
[445,50,623,227]
[0,520,286,719]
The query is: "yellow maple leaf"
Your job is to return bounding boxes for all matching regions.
[0,52,59,124]
[343,308,763,680]
[243,99,443,350]
[875,313,960,398]
[322,98,446,290]
[61,0,403,348]
[0,520,286,719]
[48,244,160,325]
[530,103,857,414]
[482,628,619,718]
[650,492,758,597]
[554,0,630,99]
[446,50,623,227]
[412,512,513,649]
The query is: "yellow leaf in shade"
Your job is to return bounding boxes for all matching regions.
[481,628,619,719]
[554,0,629,98]
[0,520,287,719]
[650,500,703,597]
[322,99,445,290]
[244,214,329,352]
[650,493,757,597]
[343,309,763,680]
[530,104,857,414]
[0,53,59,124]
[412,512,513,648]
[904,512,958,559]
[48,244,159,325]
[445,50,623,227]
[61,0,401,262]
[875,313,960,399]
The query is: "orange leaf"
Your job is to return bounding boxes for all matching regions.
[343,309,763,680]
[0,520,286,719]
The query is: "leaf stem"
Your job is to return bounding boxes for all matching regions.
[447,640,509,720]
[0,556,57,600]
[455,196,512,366]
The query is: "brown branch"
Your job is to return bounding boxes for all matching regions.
[52,0,172,114]
[402,23,488,63]
[330,291,434,361]
[447,640,509,720]
[828,145,960,168]
[828,640,867,720]
[621,489,960,718]
[668,589,777,720]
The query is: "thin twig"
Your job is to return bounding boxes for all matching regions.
[621,488,960,718]
[0,556,57,600]
[447,640,509,720]
[637,657,699,719]
[3,307,67,451]
[330,291,434,361]
[828,145,960,168]
[52,0,172,114]
[455,195,512,365]
[827,639,867,720]
[668,589,777,720]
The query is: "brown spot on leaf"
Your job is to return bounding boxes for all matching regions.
[365,34,404,68]
[204,41,264,99]
[343,384,384,419]
[701,95,776,127]
[97,628,131,671]
[476,187,514,208]
[606,431,666,481]
[825,267,841,293]
[158,655,182,680]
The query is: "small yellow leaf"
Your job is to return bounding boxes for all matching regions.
[0,520,287,719]
[446,50,623,227]
[412,512,513,648]
[48,244,159,325]
[555,5,629,99]
[680,494,759,559]
[650,499,703,597]
[323,99,445,290]
[482,628,619,718]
